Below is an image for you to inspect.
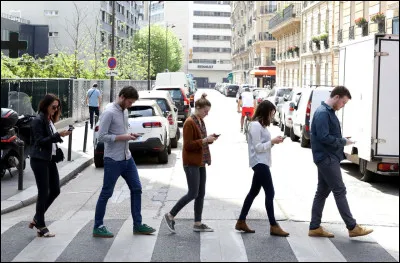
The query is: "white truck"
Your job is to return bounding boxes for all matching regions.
[338,34,399,182]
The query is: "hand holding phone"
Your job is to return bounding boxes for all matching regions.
[213,133,221,138]
[68,125,75,131]
[282,135,287,140]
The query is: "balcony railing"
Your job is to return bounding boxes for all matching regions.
[268,3,301,30]
[258,32,275,41]
[260,4,277,14]
[303,42,307,53]
[1,12,30,24]
[337,29,343,43]
[349,26,355,40]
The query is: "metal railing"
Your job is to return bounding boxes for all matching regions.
[337,29,343,43]
[1,13,30,24]
[349,26,355,40]
[268,3,301,30]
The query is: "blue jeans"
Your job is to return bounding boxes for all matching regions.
[94,157,142,229]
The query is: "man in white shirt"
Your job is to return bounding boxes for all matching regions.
[86,83,102,129]
[237,87,256,132]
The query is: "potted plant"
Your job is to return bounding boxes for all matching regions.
[355,17,368,27]
[371,12,385,23]
[319,33,329,49]
[287,46,293,53]
[293,46,299,56]
[312,36,321,50]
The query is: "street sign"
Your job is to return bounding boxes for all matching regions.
[106,69,118,76]
[107,57,117,69]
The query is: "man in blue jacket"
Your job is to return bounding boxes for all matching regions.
[308,86,373,238]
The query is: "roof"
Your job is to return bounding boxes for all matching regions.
[139,90,171,99]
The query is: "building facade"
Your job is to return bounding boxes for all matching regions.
[143,1,232,87]
[1,1,142,56]
[271,1,399,88]
[231,1,277,87]
[1,13,49,58]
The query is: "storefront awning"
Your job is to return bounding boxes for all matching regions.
[250,70,276,76]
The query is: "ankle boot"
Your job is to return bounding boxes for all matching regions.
[235,220,255,233]
[270,224,289,237]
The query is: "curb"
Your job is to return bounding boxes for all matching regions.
[1,156,93,215]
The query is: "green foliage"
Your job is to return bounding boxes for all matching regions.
[134,24,183,78]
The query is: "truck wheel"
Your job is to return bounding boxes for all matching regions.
[290,127,299,142]
[171,132,178,148]
[94,151,104,168]
[359,159,375,182]
[177,127,181,141]
[300,132,310,148]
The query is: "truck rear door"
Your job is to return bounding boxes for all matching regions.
[374,36,399,158]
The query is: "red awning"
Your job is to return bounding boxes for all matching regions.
[250,70,276,76]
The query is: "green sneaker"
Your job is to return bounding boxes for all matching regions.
[93,225,114,238]
[134,224,156,235]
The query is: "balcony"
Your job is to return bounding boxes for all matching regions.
[337,29,343,43]
[258,32,275,41]
[269,3,301,37]
[349,26,355,40]
[260,4,277,15]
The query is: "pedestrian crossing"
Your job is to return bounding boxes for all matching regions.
[1,213,398,262]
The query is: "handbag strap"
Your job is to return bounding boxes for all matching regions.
[88,89,96,99]
[48,122,59,149]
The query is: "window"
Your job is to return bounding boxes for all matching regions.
[318,13,321,34]
[49,32,59,37]
[2,29,10,41]
[101,11,106,22]
[101,31,105,42]
[303,65,307,85]
[193,11,230,17]
[393,17,399,35]
[44,10,59,16]
[325,62,329,85]
[271,48,276,61]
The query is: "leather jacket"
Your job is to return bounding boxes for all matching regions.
[30,112,63,161]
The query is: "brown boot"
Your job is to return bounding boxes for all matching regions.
[270,224,289,237]
[235,220,255,233]
[348,224,373,237]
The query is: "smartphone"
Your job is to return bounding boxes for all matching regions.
[213,134,221,138]
[68,125,75,131]
[282,135,287,140]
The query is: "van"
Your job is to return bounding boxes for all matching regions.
[155,72,192,100]
[291,86,333,147]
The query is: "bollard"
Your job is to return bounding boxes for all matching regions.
[83,120,88,152]
[18,140,24,190]
[68,132,72,161]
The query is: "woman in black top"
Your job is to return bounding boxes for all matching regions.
[29,94,71,237]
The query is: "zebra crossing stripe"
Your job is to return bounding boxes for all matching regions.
[200,220,248,262]
[279,221,346,262]
[12,211,93,262]
[104,217,162,262]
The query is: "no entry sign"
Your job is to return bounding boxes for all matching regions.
[107,57,117,69]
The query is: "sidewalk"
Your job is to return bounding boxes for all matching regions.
[1,120,94,214]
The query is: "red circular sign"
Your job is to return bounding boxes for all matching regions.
[107,57,117,69]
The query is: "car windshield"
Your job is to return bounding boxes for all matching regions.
[277,89,292,97]
[228,85,239,90]
[128,106,155,117]
[141,98,169,112]
[167,89,183,100]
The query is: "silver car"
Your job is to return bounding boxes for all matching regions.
[280,88,302,136]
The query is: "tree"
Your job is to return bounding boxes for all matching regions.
[134,25,183,78]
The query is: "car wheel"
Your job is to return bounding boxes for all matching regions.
[290,127,299,142]
[176,127,181,141]
[359,159,375,182]
[171,133,178,148]
[94,150,104,168]
[300,131,310,148]
[158,138,169,164]
[167,139,172,154]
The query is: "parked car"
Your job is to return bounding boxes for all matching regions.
[138,90,180,148]
[255,90,270,105]
[153,86,191,124]
[266,87,292,125]
[291,86,333,147]
[93,100,171,167]
[225,84,240,97]
[280,88,302,136]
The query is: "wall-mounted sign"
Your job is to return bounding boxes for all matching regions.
[197,65,213,69]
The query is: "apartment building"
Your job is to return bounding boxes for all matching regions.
[231,1,277,87]
[143,1,232,87]
[1,1,142,55]
[271,1,399,88]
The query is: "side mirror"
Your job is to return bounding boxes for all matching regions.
[173,107,178,112]
[164,111,170,117]
[283,95,289,101]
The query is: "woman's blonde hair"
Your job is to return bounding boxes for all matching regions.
[195,93,211,109]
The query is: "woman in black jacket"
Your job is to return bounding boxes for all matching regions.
[29,94,71,237]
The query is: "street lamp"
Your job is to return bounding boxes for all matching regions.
[165,22,175,71]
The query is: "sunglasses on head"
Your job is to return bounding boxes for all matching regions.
[51,105,59,110]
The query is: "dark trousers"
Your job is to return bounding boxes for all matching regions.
[310,156,357,230]
[89,106,100,128]
[239,163,277,225]
[170,166,206,222]
[30,158,60,228]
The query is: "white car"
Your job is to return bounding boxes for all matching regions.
[93,100,171,167]
[280,88,302,136]
[138,90,180,148]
